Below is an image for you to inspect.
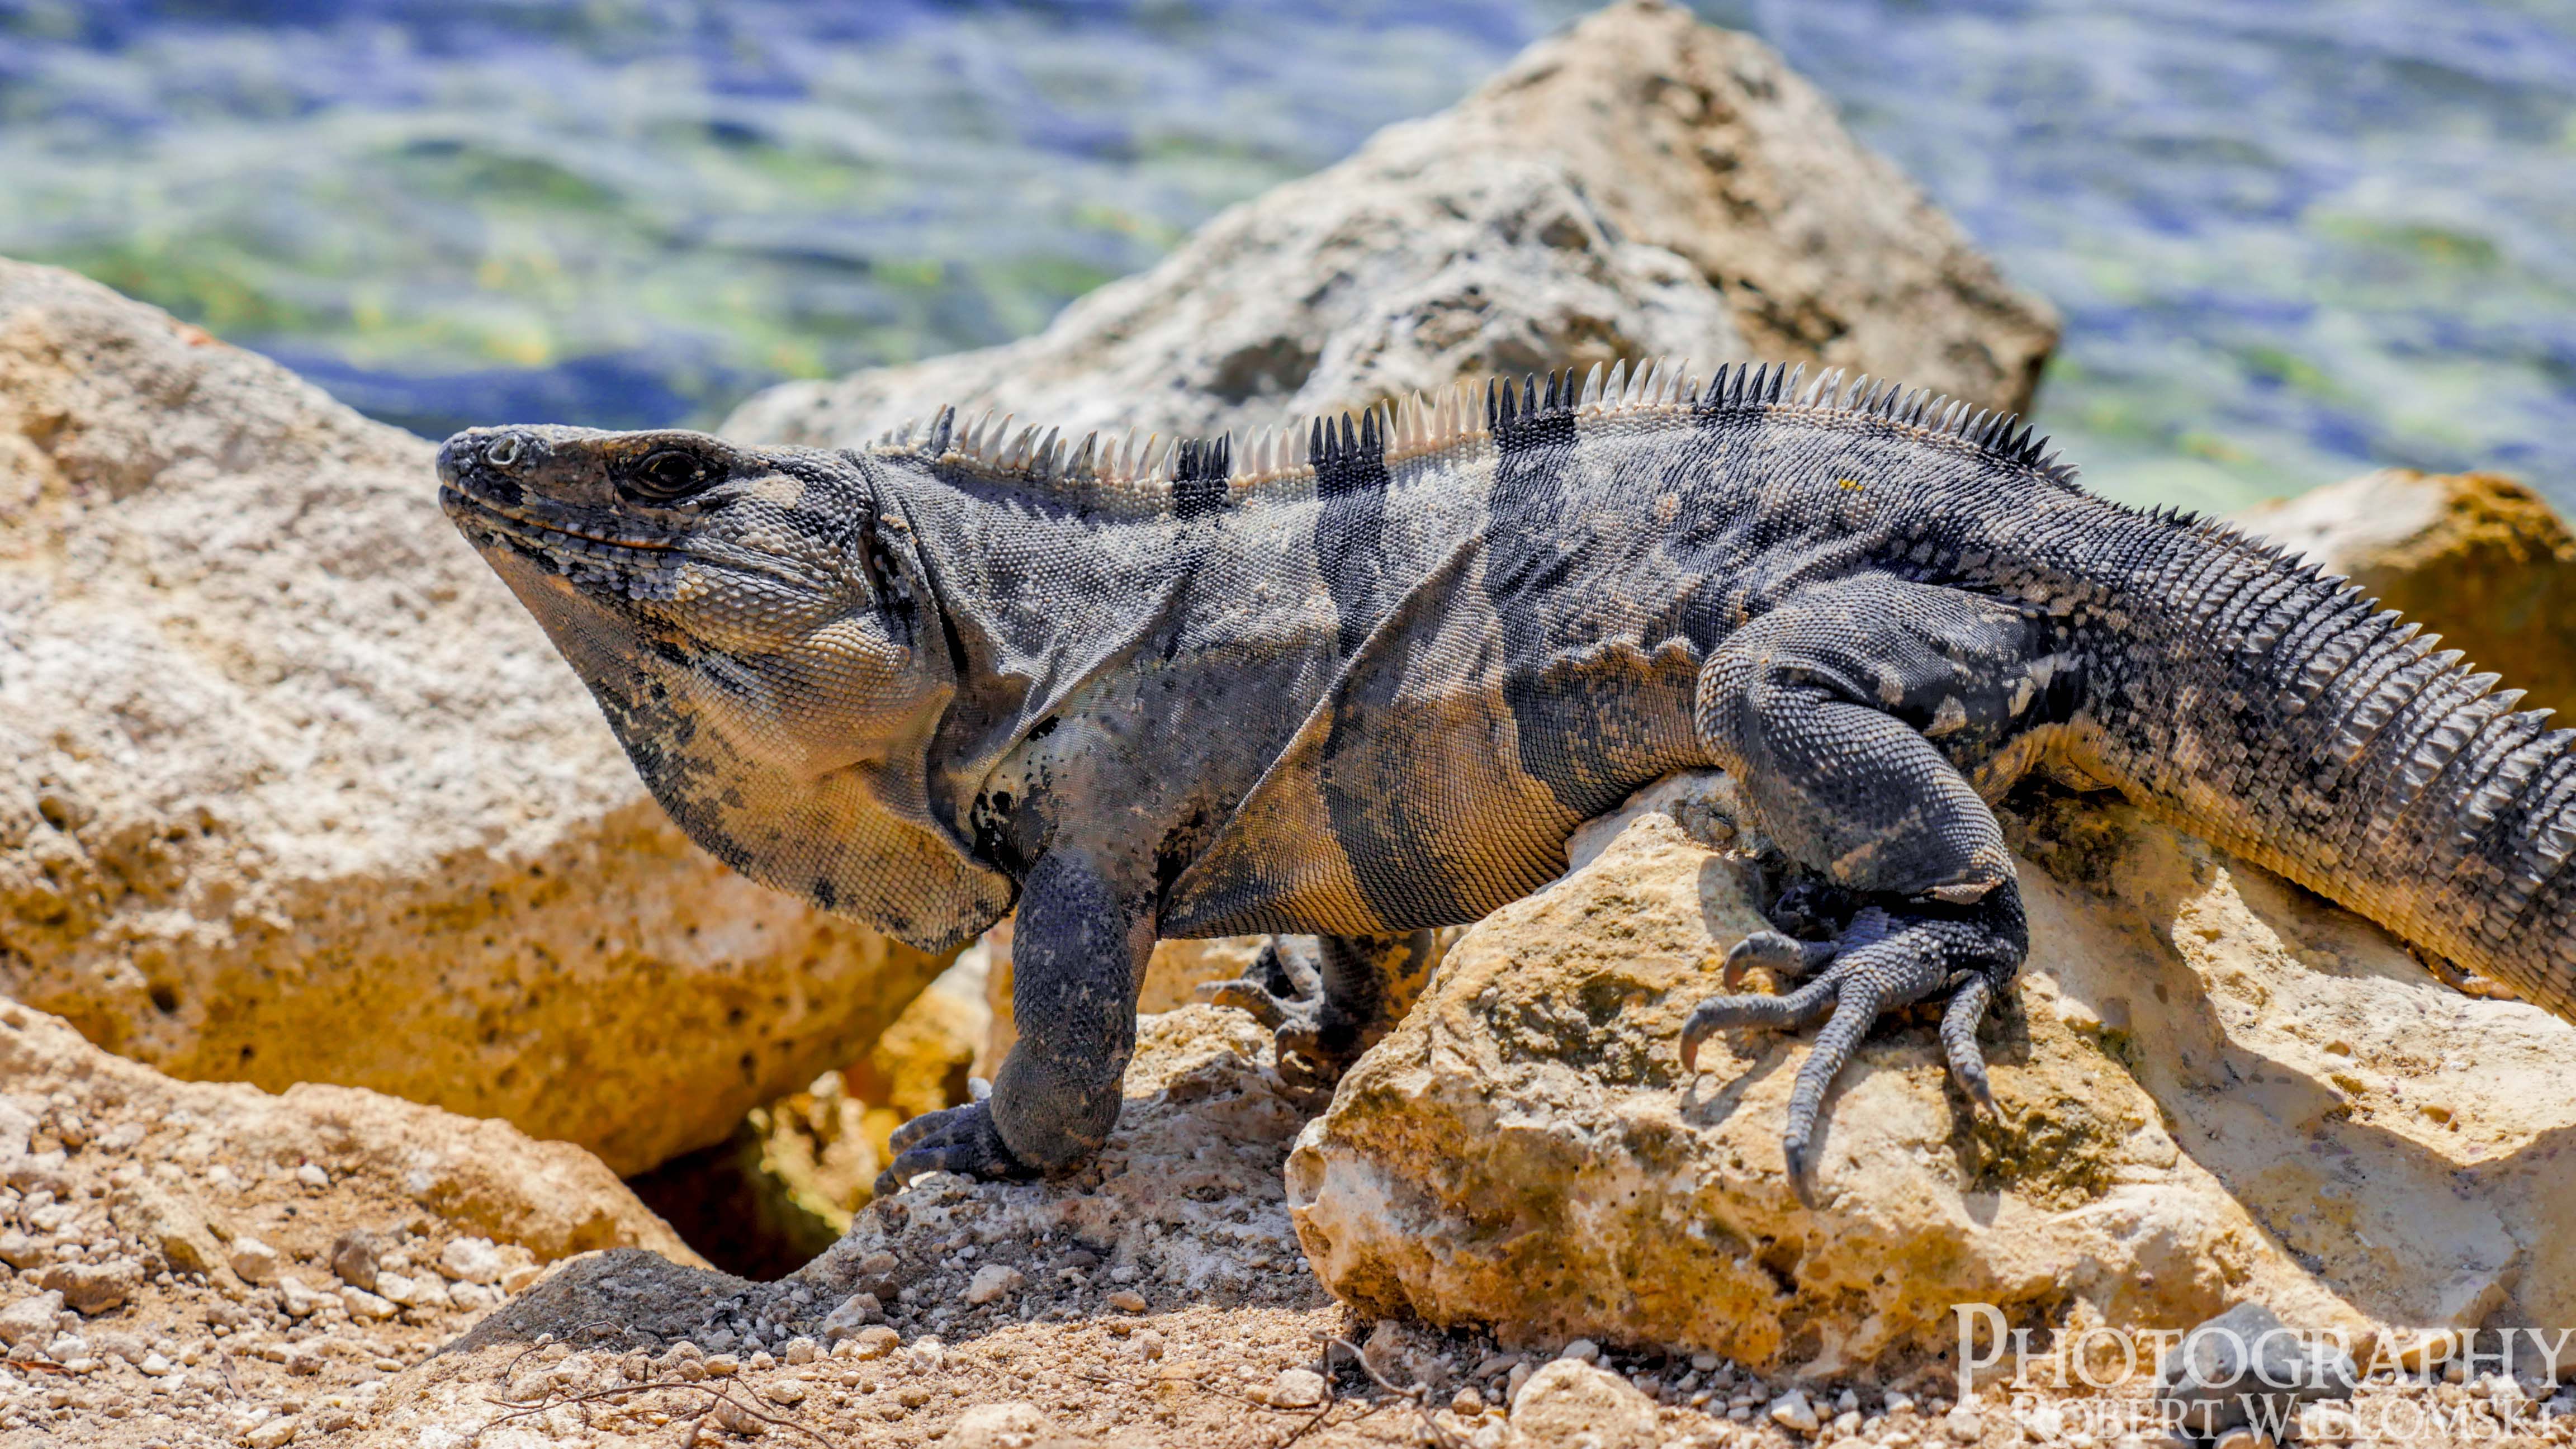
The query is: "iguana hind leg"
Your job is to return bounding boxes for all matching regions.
[1200,930,1440,1091]
[1685,574,2049,1182]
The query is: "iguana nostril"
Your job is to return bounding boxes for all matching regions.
[486,434,524,468]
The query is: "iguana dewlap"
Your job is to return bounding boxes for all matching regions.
[437,361,2576,1189]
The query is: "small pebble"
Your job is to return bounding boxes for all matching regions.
[820,1292,883,1342]
[1106,1290,1148,1313]
[1771,1389,1821,1434]
[1559,1338,1601,1363]
[227,1239,281,1287]
[1270,1367,1327,1409]
[964,1264,1025,1305]
[437,1237,505,1285]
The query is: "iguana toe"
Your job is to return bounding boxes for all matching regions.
[1722,929,1840,987]
[874,1100,1033,1196]
[1684,899,2018,1183]
[1939,972,1999,1114]
[1196,937,1359,1091]
[1197,977,1290,1028]
[1680,974,1839,1070]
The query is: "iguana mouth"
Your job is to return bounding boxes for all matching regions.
[440,481,842,608]
[438,484,685,557]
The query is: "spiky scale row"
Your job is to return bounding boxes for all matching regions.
[865,354,2079,518]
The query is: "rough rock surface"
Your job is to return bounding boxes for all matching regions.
[343,1007,1935,1449]
[0,1001,697,1446]
[1287,771,2576,1376]
[725,0,2056,453]
[0,257,950,1174]
[2237,468,2576,717]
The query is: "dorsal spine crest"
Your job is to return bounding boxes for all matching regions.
[866,355,2080,517]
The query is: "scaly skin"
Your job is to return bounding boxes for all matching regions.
[435,360,2576,1191]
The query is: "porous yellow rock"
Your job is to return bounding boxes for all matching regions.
[2237,468,2576,717]
[0,258,951,1175]
[1287,773,2576,1376]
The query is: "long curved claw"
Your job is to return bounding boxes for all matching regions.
[1723,929,1840,988]
[1197,977,1290,1028]
[1265,937,1324,1001]
[1680,973,1840,1072]
[1778,978,1888,1185]
[874,1100,1030,1197]
[1939,973,1998,1115]
[1197,937,1362,1092]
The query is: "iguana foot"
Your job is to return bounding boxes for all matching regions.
[1680,894,2015,1185]
[872,1096,1035,1196]
[1197,937,1351,1092]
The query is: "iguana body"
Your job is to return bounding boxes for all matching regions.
[437,361,2576,1187]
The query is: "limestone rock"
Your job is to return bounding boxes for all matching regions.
[726,0,2053,454]
[35,1257,141,1315]
[1267,1366,1328,1408]
[1509,1359,1661,1449]
[0,1000,697,1445]
[0,258,954,1176]
[1287,771,2576,1374]
[2235,468,2576,717]
[0,1289,59,1346]
[0,1001,695,1267]
[346,1005,1337,1447]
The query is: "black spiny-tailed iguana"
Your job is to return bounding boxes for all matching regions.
[435,361,2576,1189]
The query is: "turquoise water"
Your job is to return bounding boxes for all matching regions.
[2,1,2570,514]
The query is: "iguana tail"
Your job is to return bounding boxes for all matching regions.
[2067,511,2576,1022]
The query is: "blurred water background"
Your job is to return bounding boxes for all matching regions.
[1,0,2569,514]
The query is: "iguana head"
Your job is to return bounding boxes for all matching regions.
[437,424,1012,949]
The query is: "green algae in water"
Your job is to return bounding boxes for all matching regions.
[3,0,2570,514]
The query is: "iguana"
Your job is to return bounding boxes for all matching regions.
[436,360,2576,1188]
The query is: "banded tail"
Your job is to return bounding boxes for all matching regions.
[2066,510,2576,1021]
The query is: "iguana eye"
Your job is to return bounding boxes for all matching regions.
[629,448,710,502]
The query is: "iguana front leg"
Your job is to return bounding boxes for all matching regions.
[876,850,1151,1192]
[1684,574,2049,1182]
[1199,931,1440,1091]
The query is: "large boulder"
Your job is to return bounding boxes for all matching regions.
[0,1001,697,1445]
[0,258,952,1174]
[2236,468,2576,717]
[1285,773,2576,1376]
[724,0,2057,452]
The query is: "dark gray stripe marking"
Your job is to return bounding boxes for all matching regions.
[1172,436,1230,520]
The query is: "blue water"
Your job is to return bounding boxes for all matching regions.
[2,0,2570,514]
